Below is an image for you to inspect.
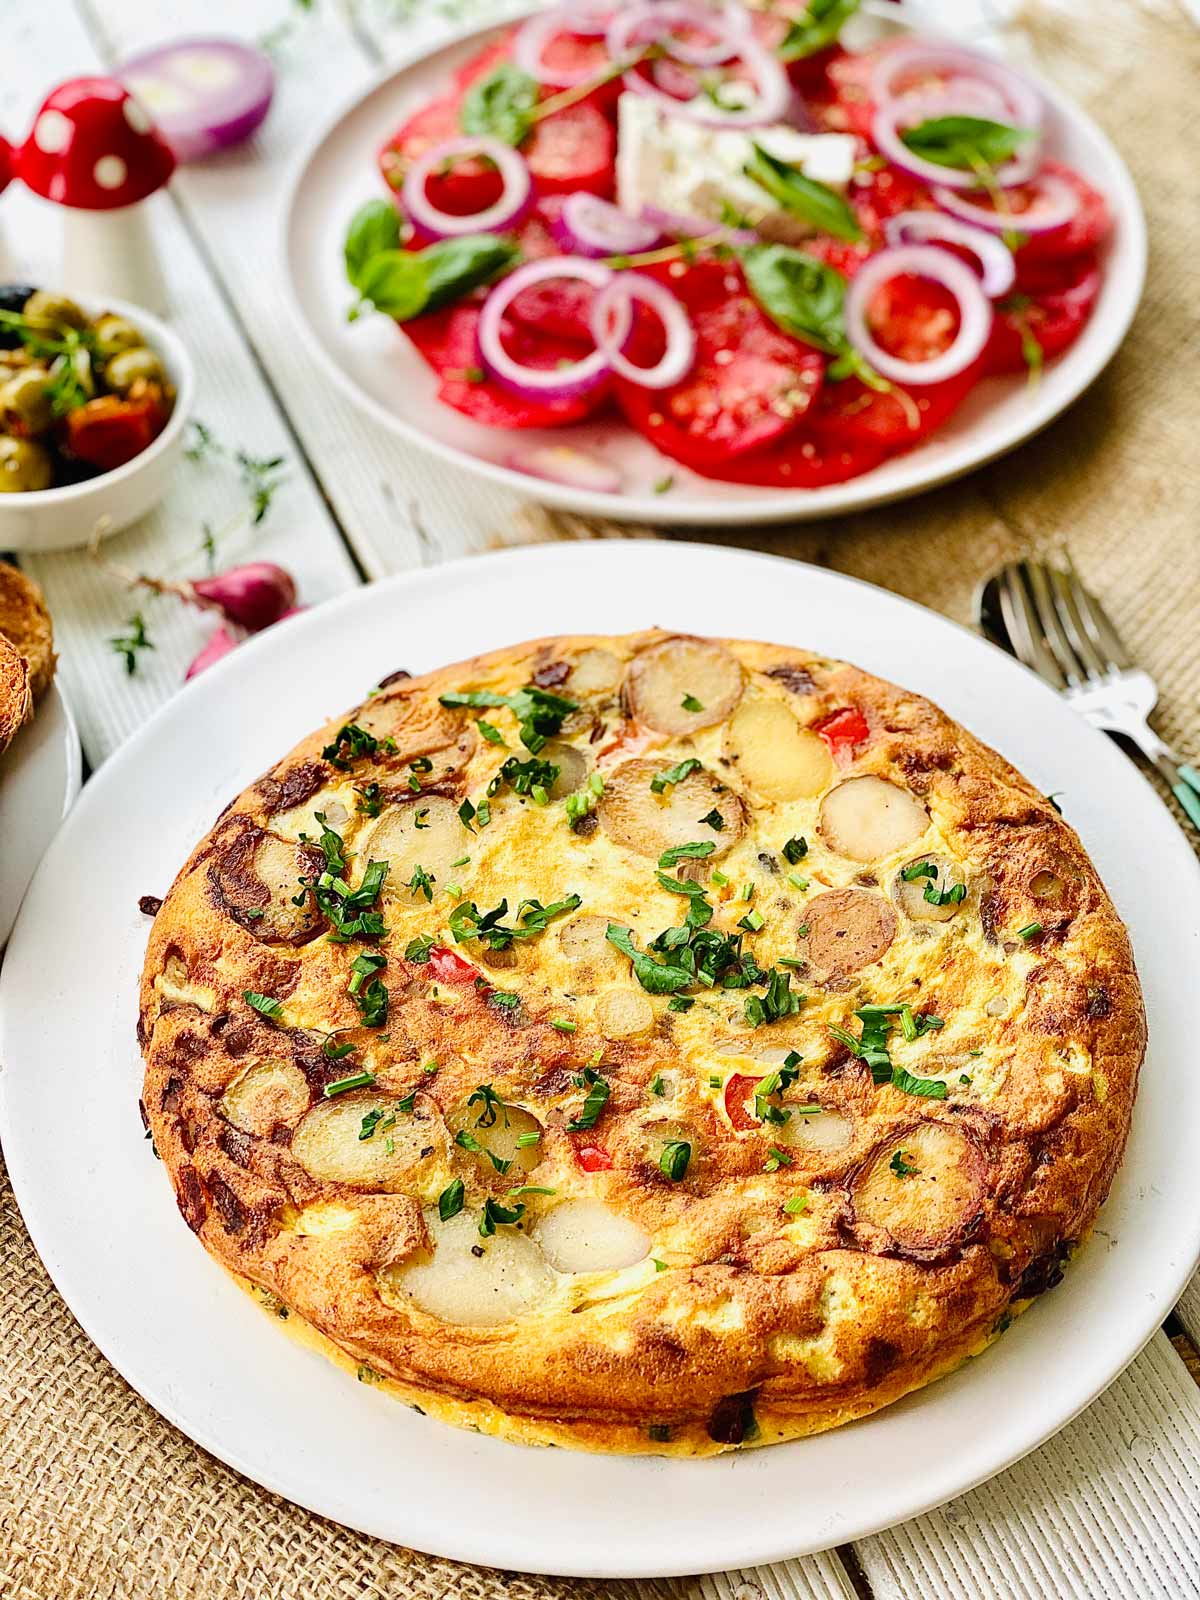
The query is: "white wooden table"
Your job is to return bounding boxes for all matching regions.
[3,2,1200,1596]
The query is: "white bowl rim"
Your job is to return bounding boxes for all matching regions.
[0,293,195,509]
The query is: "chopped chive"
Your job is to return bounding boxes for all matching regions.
[550,1017,577,1033]
[711,869,730,888]
[783,1194,809,1216]
[323,1070,376,1097]
[738,882,754,902]
[531,784,549,806]
[787,874,809,891]
[1017,921,1043,941]
[738,909,765,932]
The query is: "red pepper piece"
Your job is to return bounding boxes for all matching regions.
[815,706,870,754]
[574,1141,614,1172]
[427,944,479,985]
[723,1073,764,1132]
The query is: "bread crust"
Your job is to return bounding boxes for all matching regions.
[139,632,1144,1455]
[0,634,32,756]
[0,562,55,701]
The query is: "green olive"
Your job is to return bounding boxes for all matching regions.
[0,435,54,493]
[92,313,143,357]
[0,368,54,433]
[105,346,164,393]
[22,290,88,333]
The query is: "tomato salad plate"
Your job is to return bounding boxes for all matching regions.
[283,0,1144,524]
[3,543,1199,1578]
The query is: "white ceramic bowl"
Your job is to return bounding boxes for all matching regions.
[0,295,194,552]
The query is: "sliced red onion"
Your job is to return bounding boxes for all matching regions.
[508,444,623,493]
[591,272,696,388]
[514,8,606,87]
[640,204,756,248]
[402,135,531,240]
[844,244,992,387]
[606,1,739,68]
[872,96,1038,191]
[884,209,1015,297]
[551,192,662,258]
[870,42,1043,130]
[896,75,1010,120]
[933,170,1080,235]
[118,38,274,163]
[622,35,789,125]
[477,256,614,400]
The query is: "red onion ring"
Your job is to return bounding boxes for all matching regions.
[606,1,739,68]
[933,169,1081,235]
[895,75,1010,120]
[871,42,1043,130]
[508,444,623,493]
[843,244,992,387]
[640,205,757,248]
[551,193,662,258]
[514,8,606,87]
[402,135,531,239]
[477,256,614,400]
[621,34,789,125]
[590,272,697,388]
[872,95,1039,191]
[884,209,1015,297]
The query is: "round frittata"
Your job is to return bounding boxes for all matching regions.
[138,631,1144,1455]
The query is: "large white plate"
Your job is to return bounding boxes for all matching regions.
[2,544,1196,1579]
[0,681,81,946]
[282,15,1146,528]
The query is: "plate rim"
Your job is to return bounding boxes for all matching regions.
[278,13,1148,528]
[2,541,1197,1578]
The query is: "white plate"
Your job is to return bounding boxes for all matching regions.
[2,544,1196,1579]
[0,681,81,946]
[281,17,1147,528]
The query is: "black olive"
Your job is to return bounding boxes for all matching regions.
[0,285,37,348]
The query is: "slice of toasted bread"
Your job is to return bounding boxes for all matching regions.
[0,562,55,701]
[0,633,32,756]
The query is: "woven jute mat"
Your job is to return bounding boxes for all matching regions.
[2,3,1197,1597]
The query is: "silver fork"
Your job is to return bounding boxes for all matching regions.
[976,553,1200,832]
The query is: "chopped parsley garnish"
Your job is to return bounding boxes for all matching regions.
[409,756,433,774]
[449,893,581,950]
[490,990,520,1010]
[354,976,389,1028]
[322,1036,355,1061]
[658,840,716,868]
[438,1178,465,1221]
[698,809,725,831]
[1017,921,1043,942]
[763,1145,793,1172]
[406,863,435,902]
[311,811,348,875]
[322,722,391,771]
[413,809,430,829]
[324,1070,376,1097]
[477,718,507,746]
[650,757,701,794]
[479,1196,525,1237]
[901,860,938,882]
[782,836,808,865]
[567,1067,610,1132]
[830,1004,947,1098]
[355,783,383,818]
[668,996,694,1012]
[681,693,704,712]
[488,753,560,799]
[405,933,434,963]
[649,1074,666,1097]
[439,684,578,755]
[243,990,284,1023]
[890,1147,919,1178]
[659,1140,691,1181]
[744,968,802,1027]
[359,1107,397,1142]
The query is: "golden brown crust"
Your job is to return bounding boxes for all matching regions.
[138,632,1144,1455]
[0,561,55,701]
[0,633,32,756]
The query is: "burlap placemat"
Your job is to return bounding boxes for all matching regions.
[2,3,1196,1596]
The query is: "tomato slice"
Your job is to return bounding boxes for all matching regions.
[1006,161,1111,266]
[616,263,826,469]
[801,45,879,138]
[815,706,870,753]
[378,95,504,217]
[723,1073,764,1132]
[452,31,517,92]
[65,392,164,472]
[987,254,1101,375]
[524,100,615,197]
[426,944,479,985]
[404,303,609,429]
[573,1141,614,1172]
[809,360,979,454]
[689,426,886,487]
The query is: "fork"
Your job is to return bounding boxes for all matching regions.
[976,553,1200,831]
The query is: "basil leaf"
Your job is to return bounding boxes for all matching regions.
[745,145,863,242]
[900,116,1035,172]
[423,234,521,312]
[438,1178,465,1222]
[606,922,693,995]
[742,243,848,357]
[353,250,429,321]
[658,840,716,868]
[890,1066,949,1100]
[461,63,540,147]
[778,0,861,61]
[344,199,402,287]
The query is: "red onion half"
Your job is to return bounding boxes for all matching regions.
[119,37,275,163]
[591,272,697,388]
[844,244,992,387]
[884,209,1015,298]
[477,256,614,400]
[933,169,1080,235]
[402,135,532,239]
[551,192,662,258]
[871,42,1043,131]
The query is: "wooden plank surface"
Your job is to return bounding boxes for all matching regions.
[2,3,1199,1598]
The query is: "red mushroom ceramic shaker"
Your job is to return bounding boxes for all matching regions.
[18,77,175,314]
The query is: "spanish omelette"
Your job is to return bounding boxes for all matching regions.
[138,630,1143,1455]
